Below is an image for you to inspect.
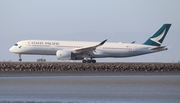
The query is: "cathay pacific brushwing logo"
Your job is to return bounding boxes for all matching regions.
[150,28,166,45]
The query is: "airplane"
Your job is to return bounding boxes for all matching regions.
[9,24,171,63]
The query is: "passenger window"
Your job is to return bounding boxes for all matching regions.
[14,44,18,46]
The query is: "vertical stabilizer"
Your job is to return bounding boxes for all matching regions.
[143,24,171,46]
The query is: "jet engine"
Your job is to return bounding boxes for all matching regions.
[56,50,72,60]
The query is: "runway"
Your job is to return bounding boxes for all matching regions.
[0,73,180,103]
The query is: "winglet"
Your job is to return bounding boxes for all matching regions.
[96,39,107,47]
[99,39,107,45]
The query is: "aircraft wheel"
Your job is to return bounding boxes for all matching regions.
[82,60,86,63]
[82,60,96,63]
[92,60,96,63]
[19,58,22,62]
[87,60,91,63]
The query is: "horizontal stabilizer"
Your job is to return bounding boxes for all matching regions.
[131,41,135,44]
[149,46,166,50]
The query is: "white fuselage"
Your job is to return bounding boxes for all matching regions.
[9,40,167,59]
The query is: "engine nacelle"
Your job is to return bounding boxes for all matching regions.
[56,50,72,60]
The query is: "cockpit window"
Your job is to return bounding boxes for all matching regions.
[14,44,18,46]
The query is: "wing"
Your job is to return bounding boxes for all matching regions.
[72,39,107,53]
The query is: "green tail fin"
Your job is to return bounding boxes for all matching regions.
[143,24,171,46]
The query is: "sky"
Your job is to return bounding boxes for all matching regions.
[0,0,180,62]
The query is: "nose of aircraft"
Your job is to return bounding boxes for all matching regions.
[9,46,14,52]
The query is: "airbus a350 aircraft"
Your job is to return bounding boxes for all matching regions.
[9,24,171,63]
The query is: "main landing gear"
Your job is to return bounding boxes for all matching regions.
[18,54,22,62]
[82,60,96,63]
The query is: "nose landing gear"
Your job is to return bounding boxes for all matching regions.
[18,54,22,62]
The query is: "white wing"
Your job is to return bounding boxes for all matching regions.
[72,39,107,53]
